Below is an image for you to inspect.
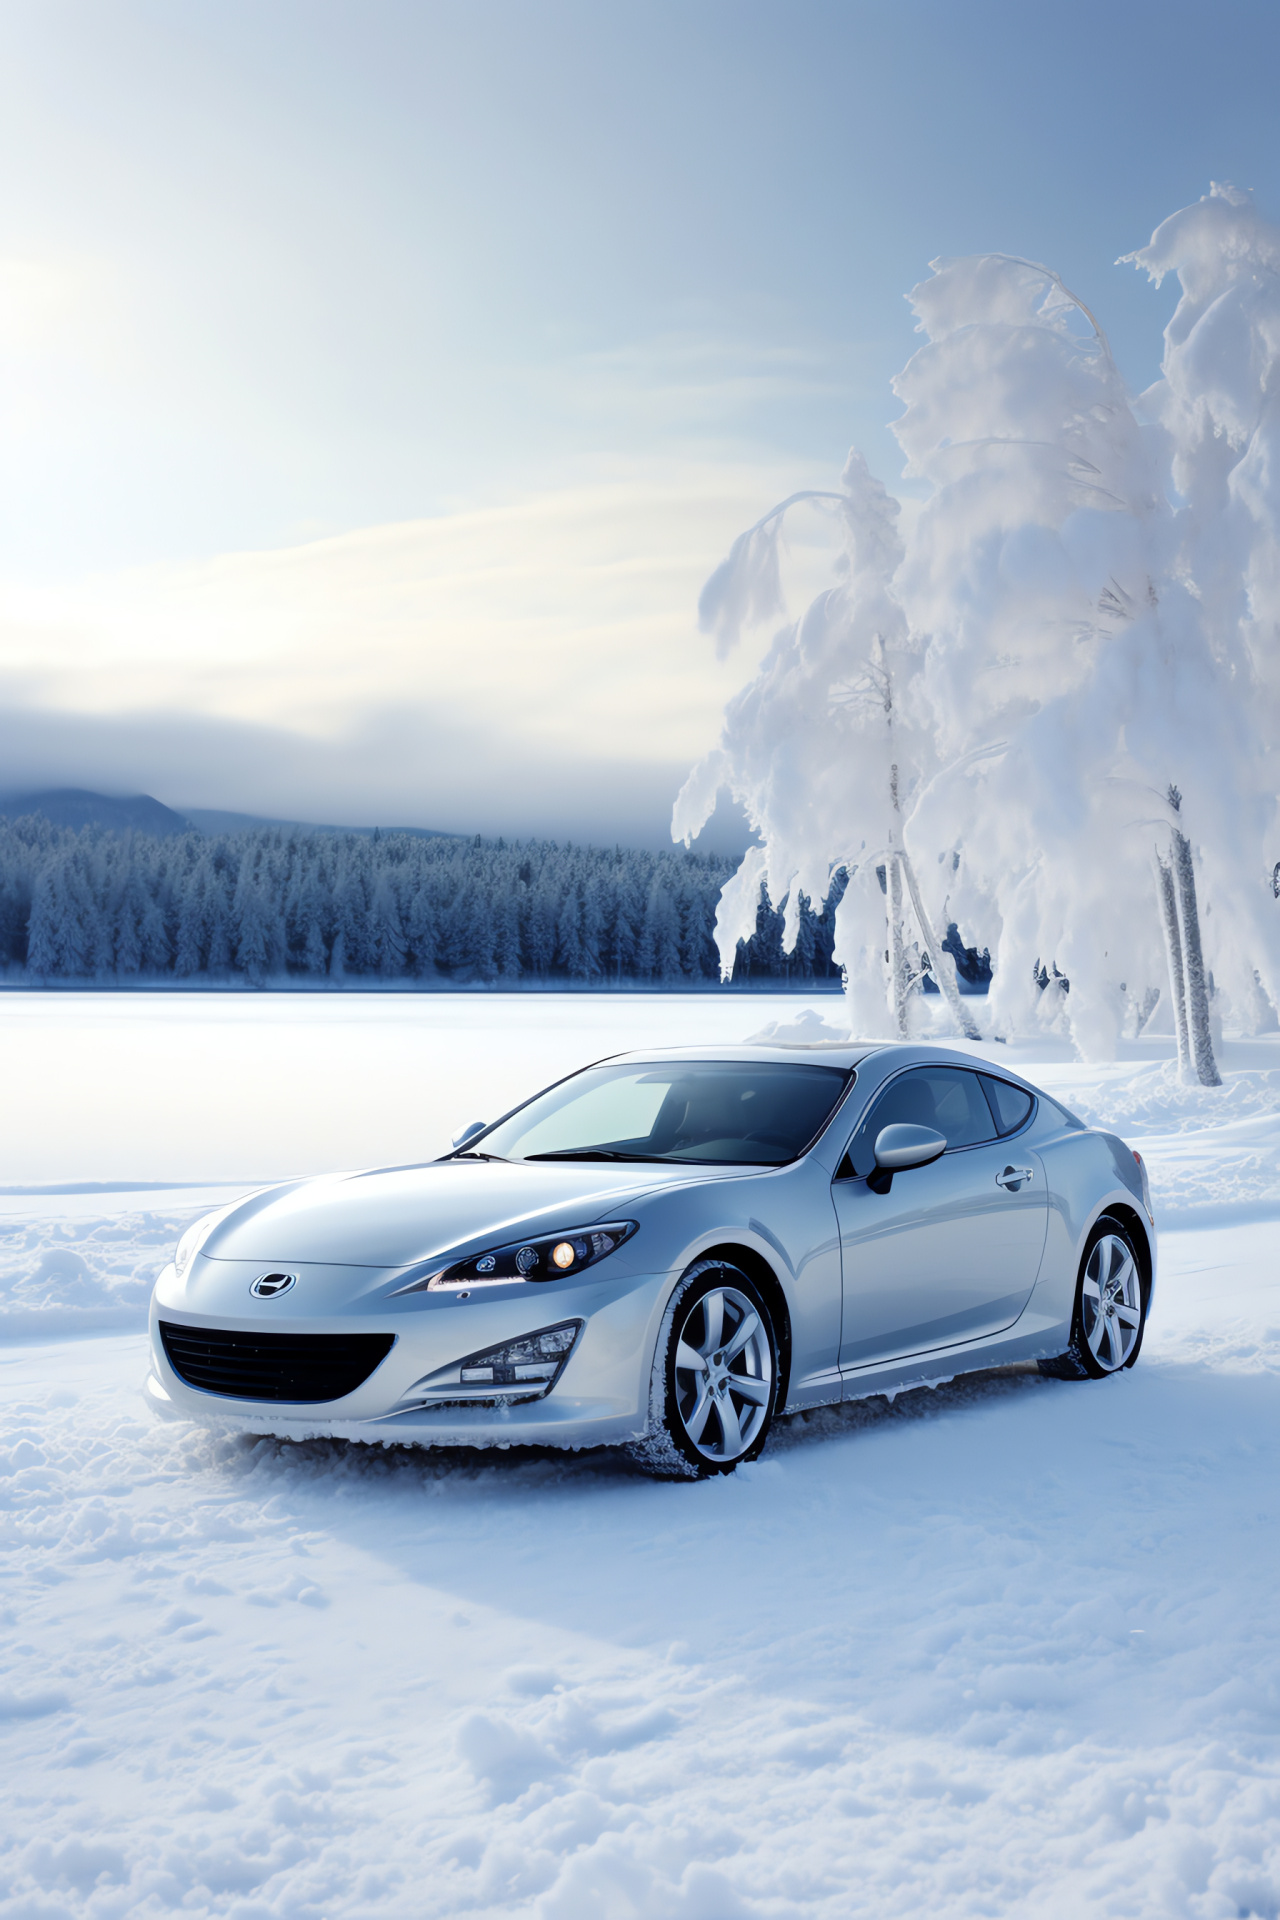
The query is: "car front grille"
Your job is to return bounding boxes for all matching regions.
[158,1321,396,1404]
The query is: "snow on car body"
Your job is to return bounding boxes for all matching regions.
[146,1042,1156,1476]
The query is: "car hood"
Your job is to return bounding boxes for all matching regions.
[201,1158,733,1271]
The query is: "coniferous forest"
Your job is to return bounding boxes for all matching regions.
[0,815,847,988]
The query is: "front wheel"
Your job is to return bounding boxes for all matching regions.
[1039,1216,1147,1380]
[629,1261,778,1479]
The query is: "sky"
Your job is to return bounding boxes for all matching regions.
[3,0,1280,847]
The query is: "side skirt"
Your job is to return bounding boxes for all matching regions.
[836,1308,1069,1403]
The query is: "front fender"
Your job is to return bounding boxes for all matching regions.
[626,1165,841,1411]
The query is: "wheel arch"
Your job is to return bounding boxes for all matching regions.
[1094,1201,1153,1306]
[691,1241,793,1412]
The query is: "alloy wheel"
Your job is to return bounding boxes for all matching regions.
[1080,1232,1142,1371]
[672,1283,773,1463]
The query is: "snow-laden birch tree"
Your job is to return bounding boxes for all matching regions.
[893,250,1241,1076]
[1123,184,1280,1047]
[679,191,1280,1071]
[673,451,978,1038]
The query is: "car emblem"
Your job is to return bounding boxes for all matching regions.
[251,1271,298,1298]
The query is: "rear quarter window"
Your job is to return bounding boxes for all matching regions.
[980,1075,1035,1136]
[1033,1092,1086,1131]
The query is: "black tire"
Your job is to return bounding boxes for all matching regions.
[1038,1214,1148,1381]
[628,1260,779,1479]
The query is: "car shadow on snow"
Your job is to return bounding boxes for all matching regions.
[767,1359,1048,1456]
[180,1359,1280,1668]
[202,1359,1052,1493]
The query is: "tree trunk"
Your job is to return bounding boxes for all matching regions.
[1168,790,1221,1086]
[1132,985,1161,1038]
[899,844,984,1043]
[1154,850,1191,1080]
[887,855,908,1038]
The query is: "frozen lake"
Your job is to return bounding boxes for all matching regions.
[0,989,848,1188]
[2,992,1279,1917]
[4,988,1279,1213]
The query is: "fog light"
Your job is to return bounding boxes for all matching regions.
[461,1323,579,1385]
[403,1320,585,1407]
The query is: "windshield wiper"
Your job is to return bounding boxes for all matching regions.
[451,1150,507,1162]
[522,1148,673,1163]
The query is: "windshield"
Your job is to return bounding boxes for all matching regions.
[469,1060,854,1166]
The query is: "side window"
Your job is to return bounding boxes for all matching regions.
[980,1074,1035,1137]
[840,1066,997,1178]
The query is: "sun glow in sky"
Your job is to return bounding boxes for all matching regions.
[3,0,1279,843]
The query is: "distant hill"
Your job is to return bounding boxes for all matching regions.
[182,807,462,841]
[0,791,461,841]
[0,789,194,836]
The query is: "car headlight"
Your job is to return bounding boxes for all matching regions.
[426,1220,638,1291]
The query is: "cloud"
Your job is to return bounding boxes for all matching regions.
[0,695,705,844]
[0,465,838,844]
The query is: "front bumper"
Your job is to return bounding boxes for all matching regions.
[146,1257,668,1450]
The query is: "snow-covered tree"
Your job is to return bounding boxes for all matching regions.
[675,451,977,1036]
[680,197,1280,1072]
[1123,184,1280,1050]
[232,852,284,982]
[0,815,835,989]
[891,250,1227,1067]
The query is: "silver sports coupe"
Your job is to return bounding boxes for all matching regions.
[147,1042,1156,1477]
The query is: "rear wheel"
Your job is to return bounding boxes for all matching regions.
[629,1260,778,1479]
[1039,1216,1147,1380]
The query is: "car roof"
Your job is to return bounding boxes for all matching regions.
[602,1042,878,1070]
[601,1041,1041,1094]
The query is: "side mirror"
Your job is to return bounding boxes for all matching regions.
[867,1123,946,1193]
[452,1121,487,1150]
[874,1123,947,1171]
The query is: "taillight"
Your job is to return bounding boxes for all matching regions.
[1131,1148,1153,1217]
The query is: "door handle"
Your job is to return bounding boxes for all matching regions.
[995,1164,1033,1192]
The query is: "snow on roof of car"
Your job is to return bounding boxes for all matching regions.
[603,1042,876,1066]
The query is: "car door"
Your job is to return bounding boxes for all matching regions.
[833,1065,1047,1370]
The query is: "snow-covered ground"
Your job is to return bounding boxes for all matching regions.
[2,992,1279,1917]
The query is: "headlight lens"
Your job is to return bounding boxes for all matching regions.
[427,1220,638,1290]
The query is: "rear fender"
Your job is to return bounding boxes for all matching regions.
[1030,1130,1156,1328]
